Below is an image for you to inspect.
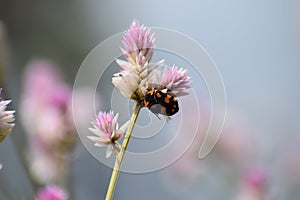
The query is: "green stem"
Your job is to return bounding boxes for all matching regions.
[105,102,141,200]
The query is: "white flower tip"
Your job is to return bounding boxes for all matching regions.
[114,112,119,120]
[3,100,11,104]
[86,135,95,141]
[161,88,168,93]
[88,127,97,135]
[120,120,130,132]
[106,146,113,158]
[132,19,139,26]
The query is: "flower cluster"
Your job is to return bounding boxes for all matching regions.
[88,111,129,158]
[112,20,191,101]
[20,60,77,184]
[0,89,15,143]
[89,20,191,158]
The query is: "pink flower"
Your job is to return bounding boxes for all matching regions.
[0,89,15,143]
[88,111,129,158]
[20,60,76,184]
[21,60,75,148]
[22,60,63,102]
[212,113,258,164]
[160,65,191,96]
[235,167,268,200]
[121,20,155,66]
[244,168,267,189]
[36,185,68,200]
[113,20,165,100]
[114,20,191,102]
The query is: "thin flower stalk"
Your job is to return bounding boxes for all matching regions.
[105,102,141,200]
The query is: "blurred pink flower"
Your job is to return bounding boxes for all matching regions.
[30,154,61,184]
[21,60,75,146]
[88,111,129,158]
[244,168,267,189]
[214,115,258,164]
[121,20,155,66]
[23,60,64,102]
[235,167,267,200]
[0,89,15,143]
[162,125,207,193]
[20,60,76,184]
[161,96,209,193]
[36,185,68,200]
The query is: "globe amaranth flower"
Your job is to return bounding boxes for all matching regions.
[113,20,164,101]
[0,90,15,143]
[36,185,68,200]
[121,19,155,66]
[88,111,129,158]
[160,65,191,96]
[113,20,192,103]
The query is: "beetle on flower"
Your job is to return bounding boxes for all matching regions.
[88,20,191,200]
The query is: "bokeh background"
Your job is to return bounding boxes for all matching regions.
[0,0,300,199]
